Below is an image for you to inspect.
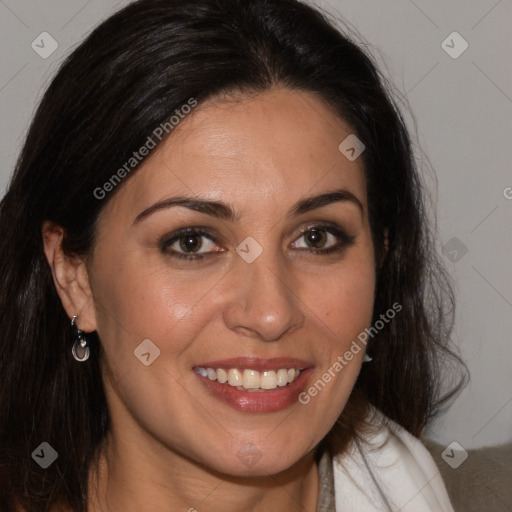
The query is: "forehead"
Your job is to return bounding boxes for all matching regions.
[102,88,367,222]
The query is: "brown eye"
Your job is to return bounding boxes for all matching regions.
[179,234,203,253]
[161,228,223,260]
[291,223,355,255]
[304,228,327,249]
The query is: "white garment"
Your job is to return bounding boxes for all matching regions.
[332,410,454,511]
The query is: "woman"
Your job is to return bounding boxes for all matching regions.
[0,0,466,510]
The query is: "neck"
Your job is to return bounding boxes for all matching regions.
[87,432,320,512]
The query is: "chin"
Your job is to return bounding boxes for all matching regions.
[194,441,313,479]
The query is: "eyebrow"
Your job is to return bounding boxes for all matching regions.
[133,188,364,225]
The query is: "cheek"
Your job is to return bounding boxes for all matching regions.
[92,265,207,349]
[89,244,228,382]
[302,257,376,343]
[90,233,174,326]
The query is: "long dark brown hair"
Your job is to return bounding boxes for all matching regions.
[0,0,466,510]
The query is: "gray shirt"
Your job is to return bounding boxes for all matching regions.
[317,450,336,511]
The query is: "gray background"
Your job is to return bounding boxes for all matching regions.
[1,0,511,450]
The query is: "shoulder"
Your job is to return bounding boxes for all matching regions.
[331,407,455,512]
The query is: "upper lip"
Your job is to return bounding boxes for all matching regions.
[194,357,313,371]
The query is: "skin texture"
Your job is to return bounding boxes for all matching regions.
[43,88,376,511]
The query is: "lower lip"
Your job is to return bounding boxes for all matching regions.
[196,369,313,413]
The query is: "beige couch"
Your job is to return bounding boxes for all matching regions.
[423,439,512,512]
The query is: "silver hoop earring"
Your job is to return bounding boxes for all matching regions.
[71,315,90,362]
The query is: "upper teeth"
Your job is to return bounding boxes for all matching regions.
[196,367,301,391]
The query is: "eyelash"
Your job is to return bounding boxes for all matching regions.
[160,223,355,261]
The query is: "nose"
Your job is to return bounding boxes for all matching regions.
[222,252,305,342]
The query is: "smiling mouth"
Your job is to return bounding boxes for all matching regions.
[194,367,302,392]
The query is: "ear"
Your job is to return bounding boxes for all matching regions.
[42,221,97,333]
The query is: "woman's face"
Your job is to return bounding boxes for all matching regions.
[87,88,376,476]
